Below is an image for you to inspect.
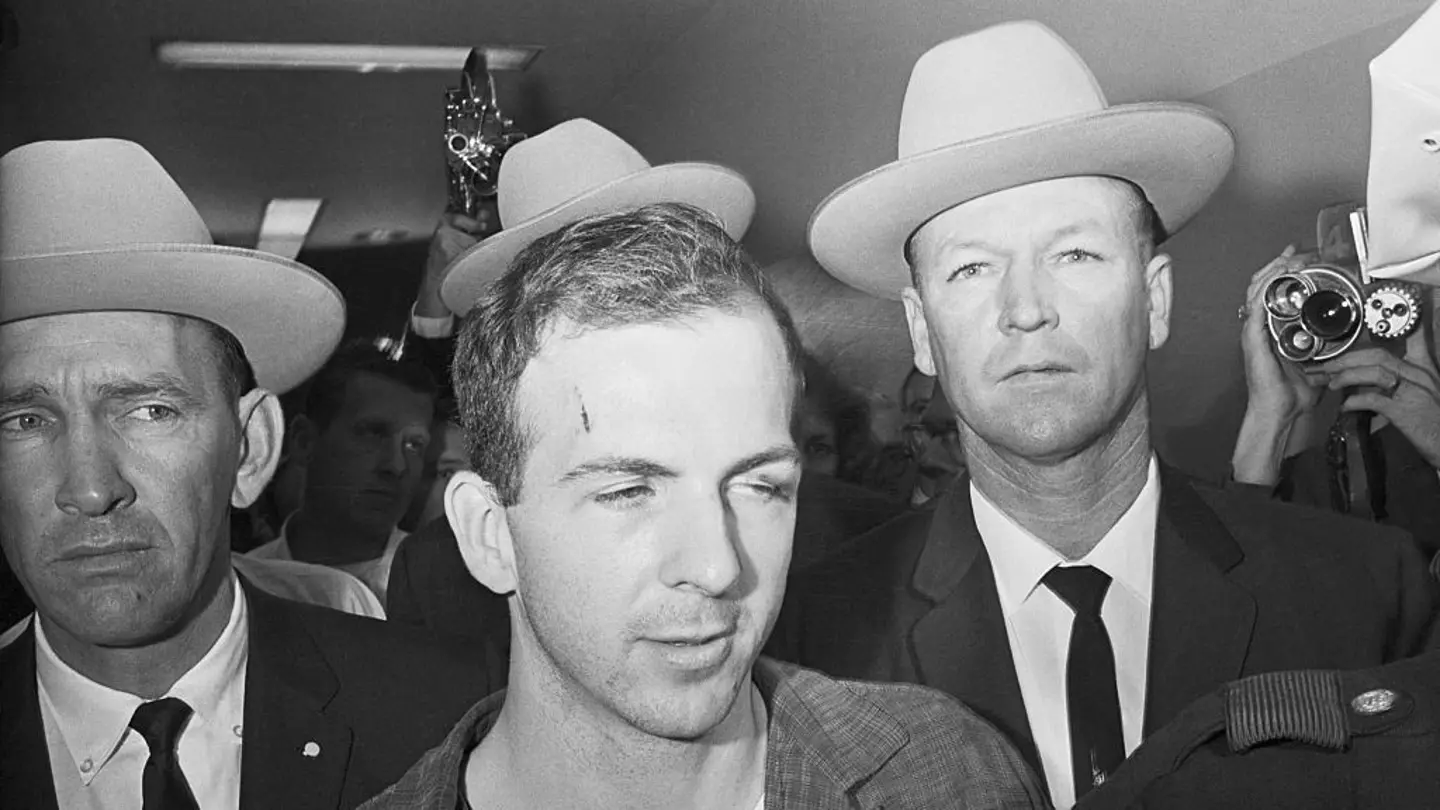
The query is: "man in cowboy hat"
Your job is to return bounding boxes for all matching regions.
[385,119,905,647]
[363,200,1045,809]
[768,20,1439,809]
[0,138,494,810]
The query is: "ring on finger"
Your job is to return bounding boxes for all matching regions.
[1237,304,1251,322]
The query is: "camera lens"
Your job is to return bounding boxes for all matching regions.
[1299,289,1358,340]
[448,134,469,153]
[1264,276,1309,319]
[1275,323,1317,362]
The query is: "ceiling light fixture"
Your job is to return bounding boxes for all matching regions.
[256,198,324,260]
[155,42,542,73]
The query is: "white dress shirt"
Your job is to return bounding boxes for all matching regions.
[35,571,248,810]
[230,551,385,619]
[972,457,1160,810]
[247,518,407,606]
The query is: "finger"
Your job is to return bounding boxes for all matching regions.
[1340,391,1396,417]
[1320,352,1439,396]
[1324,365,1401,393]
[1246,245,1307,302]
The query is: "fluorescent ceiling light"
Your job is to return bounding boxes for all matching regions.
[156,42,542,73]
[256,198,323,260]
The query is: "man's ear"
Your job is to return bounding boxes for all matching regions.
[446,471,517,596]
[1144,252,1174,350]
[232,390,285,509]
[901,285,939,375]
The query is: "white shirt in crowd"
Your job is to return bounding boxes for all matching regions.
[247,519,407,607]
[231,552,384,619]
[972,456,1160,810]
[35,571,248,810]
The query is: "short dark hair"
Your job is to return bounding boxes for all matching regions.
[175,315,255,402]
[452,202,804,505]
[299,339,438,430]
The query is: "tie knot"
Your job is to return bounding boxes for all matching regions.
[129,697,193,761]
[1044,564,1112,617]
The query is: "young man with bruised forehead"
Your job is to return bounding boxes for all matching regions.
[363,203,1045,809]
[772,21,1438,810]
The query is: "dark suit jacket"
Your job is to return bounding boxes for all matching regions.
[767,465,1440,787]
[387,472,907,650]
[1279,423,1440,561]
[0,578,496,810]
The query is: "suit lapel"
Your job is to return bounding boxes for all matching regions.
[1143,468,1256,734]
[0,621,60,810]
[906,483,1041,777]
[238,580,354,810]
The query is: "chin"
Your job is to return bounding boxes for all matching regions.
[613,655,754,741]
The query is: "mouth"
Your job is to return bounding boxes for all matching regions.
[58,540,151,562]
[1002,363,1073,381]
[643,628,737,671]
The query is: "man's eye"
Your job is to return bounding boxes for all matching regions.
[131,404,180,423]
[1058,248,1102,264]
[595,484,654,508]
[0,413,48,434]
[735,478,796,503]
[946,262,986,282]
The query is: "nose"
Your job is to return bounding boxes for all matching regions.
[998,260,1059,333]
[375,435,408,478]
[55,421,137,517]
[658,490,743,597]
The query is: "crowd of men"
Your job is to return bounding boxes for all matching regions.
[3,15,1440,810]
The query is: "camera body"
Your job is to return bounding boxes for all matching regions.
[1264,202,1424,364]
[443,49,526,218]
[1263,264,1421,362]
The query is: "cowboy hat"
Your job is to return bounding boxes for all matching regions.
[440,118,756,315]
[0,138,344,394]
[808,20,1236,300]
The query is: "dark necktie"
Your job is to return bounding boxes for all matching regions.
[129,697,201,810]
[1043,565,1125,800]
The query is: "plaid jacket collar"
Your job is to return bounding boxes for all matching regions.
[362,657,909,809]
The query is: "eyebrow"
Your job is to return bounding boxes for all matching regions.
[96,374,206,409]
[0,383,54,412]
[557,444,801,485]
[559,457,678,484]
[723,444,802,480]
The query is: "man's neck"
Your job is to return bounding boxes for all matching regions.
[964,398,1154,560]
[40,565,235,700]
[467,647,768,810]
[286,507,393,566]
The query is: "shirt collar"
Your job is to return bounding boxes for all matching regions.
[34,570,249,783]
[973,456,1161,615]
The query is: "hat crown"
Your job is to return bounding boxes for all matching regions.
[898,21,1109,159]
[497,119,653,228]
[1,139,215,260]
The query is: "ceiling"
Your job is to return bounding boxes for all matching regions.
[4,0,1436,473]
[0,0,723,246]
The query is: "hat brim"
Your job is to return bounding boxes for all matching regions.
[1,244,345,394]
[440,163,757,315]
[808,102,1236,300]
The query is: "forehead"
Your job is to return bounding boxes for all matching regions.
[515,308,795,461]
[914,176,1140,254]
[337,371,432,418]
[0,311,212,389]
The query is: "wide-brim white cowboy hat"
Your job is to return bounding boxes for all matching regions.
[0,139,345,394]
[809,20,1237,301]
[440,118,756,315]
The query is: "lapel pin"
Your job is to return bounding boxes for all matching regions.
[302,741,321,758]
